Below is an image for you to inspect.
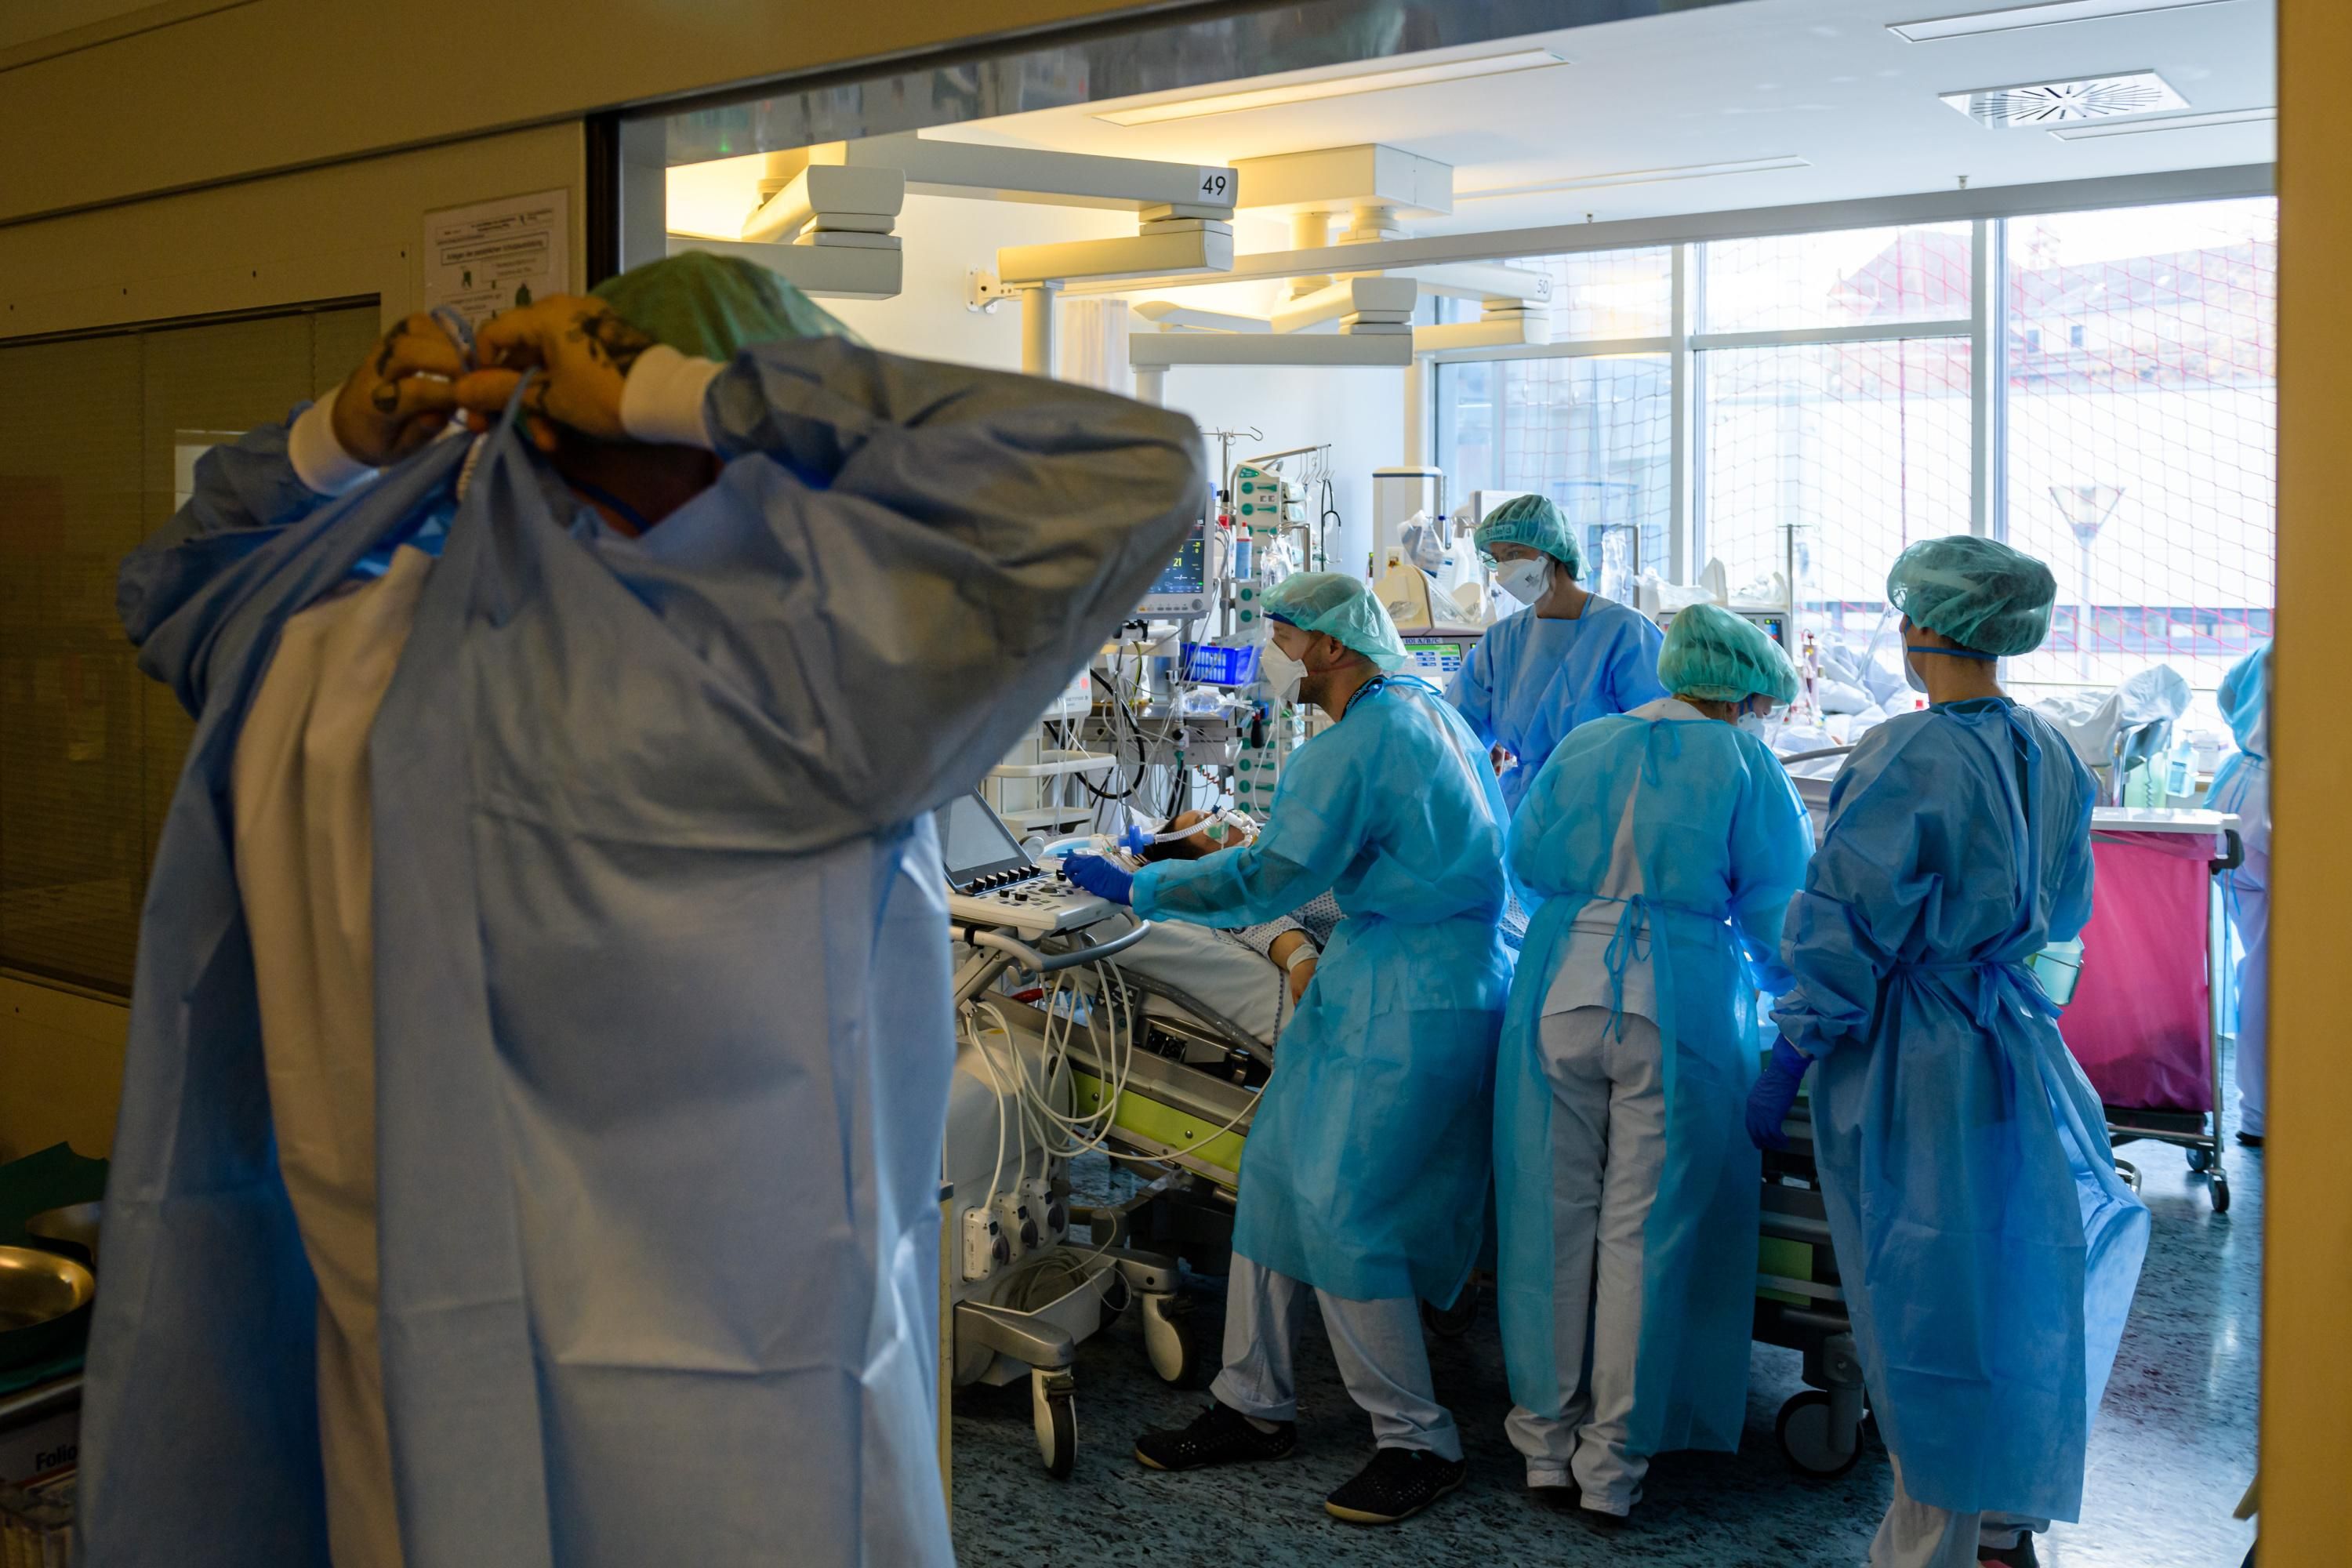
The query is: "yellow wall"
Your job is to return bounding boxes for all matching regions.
[0,978,128,1163]
[1,122,586,339]
[0,0,1172,224]
[2263,0,2349,1555]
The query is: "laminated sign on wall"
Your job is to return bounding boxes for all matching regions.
[423,189,570,327]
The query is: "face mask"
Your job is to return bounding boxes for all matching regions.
[1496,557,1550,606]
[1736,711,1767,738]
[1904,652,1929,695]
[1259,644,1306,704]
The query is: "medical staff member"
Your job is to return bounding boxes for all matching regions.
[2209,643,2270,1146]
[1065,574,1510,1528]
[85,255,1207,1568]
[1494,604,1811,1525]
[1749,537,2150,1568]
[1448,495,1668,811]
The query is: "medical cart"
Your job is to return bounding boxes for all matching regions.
[2071,808,2245,1213]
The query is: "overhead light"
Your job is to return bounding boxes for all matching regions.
[1094,49,1566,127]
[1941,71,2187,126]
[1459,156,1809,201]
[1892,1,2234,42]
[2049,105,2274,139]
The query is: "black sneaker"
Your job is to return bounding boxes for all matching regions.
[1134,1403,1296,1472]
[1980,1534,2041,1567]
[1323,1446,1467,1525]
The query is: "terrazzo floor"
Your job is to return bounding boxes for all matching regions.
[949,1053,2262,1567]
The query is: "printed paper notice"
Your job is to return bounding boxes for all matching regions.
[423,189,571,328]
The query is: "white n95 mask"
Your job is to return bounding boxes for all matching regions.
[1495,557,1550,607]
[1259,644,1306,704]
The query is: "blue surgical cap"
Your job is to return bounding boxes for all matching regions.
[1886,535,2058,657]
[1474,494,1583,579]
[1264,572,1410,672]
[1659,603,1799,706]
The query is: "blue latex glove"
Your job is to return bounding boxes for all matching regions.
[1062,853,1134,906]
[1746,1038,1812,1152]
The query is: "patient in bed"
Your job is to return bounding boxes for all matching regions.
[1099,811,1337,1054]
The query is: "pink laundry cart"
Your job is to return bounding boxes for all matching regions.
[2060,809,2246,1213]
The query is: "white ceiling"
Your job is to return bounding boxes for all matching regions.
[924,0,2274,235]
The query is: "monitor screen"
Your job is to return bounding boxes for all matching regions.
[932,793,1029,888]
[1150,523,1207,597]
[1402,639,1468,680]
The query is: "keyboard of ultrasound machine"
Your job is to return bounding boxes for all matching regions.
[946,861,1116,937]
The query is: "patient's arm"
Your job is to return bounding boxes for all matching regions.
[1268,931,1318,1004]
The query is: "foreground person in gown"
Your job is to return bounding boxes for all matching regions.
[1750,537,2151,1568]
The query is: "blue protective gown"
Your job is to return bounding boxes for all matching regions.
[2209,643,2270,1135]
[1774,699,2151,1524]
[1133,677,1512,1305]
[1495,705,1812,1454]
[1446,597,1668,813]
[82,341,1207,1568]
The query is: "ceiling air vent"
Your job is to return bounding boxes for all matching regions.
[1940,71,2187,127]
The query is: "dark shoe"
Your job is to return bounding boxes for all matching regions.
[2237,1131,2264,1149]
[1134,1403,1295,1472]
[1324,1446,1467,1525]
[1979,1532,2041,1566]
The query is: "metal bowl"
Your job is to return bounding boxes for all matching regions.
[0,1245,96,1371]
[24,1202,102,1272]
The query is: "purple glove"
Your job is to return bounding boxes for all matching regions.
[1746,1038,1812,1152]
[1062,853,1134,906]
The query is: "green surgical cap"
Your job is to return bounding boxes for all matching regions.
[1265,572,1410,672]
[590,251,861,361]
[1886,535,2058,657]
[1659,603,1798,706]
[1474,493,1583,578]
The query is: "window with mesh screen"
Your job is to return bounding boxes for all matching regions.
[1434,247,1671,599]
[0,300,378,994]
[1999,198,2276,699]
[1699,339,1973,633]
[1439,354,1671,600]
[1700,223,1973,334]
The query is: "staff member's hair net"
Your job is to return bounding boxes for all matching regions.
[1659,603,1800,706]
[1473,494,1583,579]
[1263,572,1411,672]
[590,251,862,359]
[1886,535,2059,657]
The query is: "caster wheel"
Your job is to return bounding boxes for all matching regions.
[1140,1292,1199,1387]
[1777,1391,1862,1479]
[1422,1281,1480,1341]
[2212,1175,2231,1214]
[2187,1145,2216,1174]
[1032,1370,1077,1479]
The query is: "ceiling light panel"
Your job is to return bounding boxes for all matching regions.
[1892,1,2235,42]
[1094,49,1566,127]
[2048,105,2274,139]
[1941,71,2187,126]
[1459,156,1810,200]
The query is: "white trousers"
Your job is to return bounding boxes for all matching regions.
[1871,1462,2049,1568]
[1211,1255,1461,1461]
[1502,1007,1665,1515]
[2216,763,2270,1136]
